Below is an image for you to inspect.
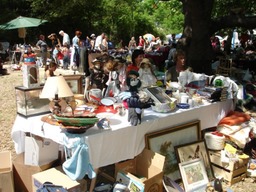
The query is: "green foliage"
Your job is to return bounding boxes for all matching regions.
[0,0,185,44]
[2,0,255,47]
[212,0,256,18]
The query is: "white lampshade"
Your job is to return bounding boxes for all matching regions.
[40,76,74,99]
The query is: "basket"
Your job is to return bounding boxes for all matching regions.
[205,132,226,150]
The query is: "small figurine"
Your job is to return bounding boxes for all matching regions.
[88,58,108,90]
[104,60,121,97]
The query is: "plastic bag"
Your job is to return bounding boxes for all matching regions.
[36,182,68,192]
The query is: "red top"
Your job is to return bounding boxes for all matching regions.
[139,38,144,47]
[126,64,139,73]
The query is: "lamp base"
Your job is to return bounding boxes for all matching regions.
[52,98,61,115]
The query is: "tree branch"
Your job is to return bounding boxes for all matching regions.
[210,15,256,34]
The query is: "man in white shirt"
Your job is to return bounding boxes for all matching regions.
[94,33,105,51]
[59,30,70,47]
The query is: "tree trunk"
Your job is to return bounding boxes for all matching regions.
[182,0,215,75]
[181,0,256,75]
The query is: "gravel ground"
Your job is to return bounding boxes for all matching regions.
[1,63,256,191]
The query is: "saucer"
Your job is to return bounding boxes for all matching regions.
[101,97,117,106]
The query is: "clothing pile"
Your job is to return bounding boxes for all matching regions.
[217,111,256,152]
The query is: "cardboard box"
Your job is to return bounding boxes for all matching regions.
[25,134,59,166]
[32,166,87,192]
[115,149,165,192]
[13,153,58,192]
[0,151,14,192]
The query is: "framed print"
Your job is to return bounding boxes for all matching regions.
[175,140,214,181]
[179,159,209,192]
[145,120,201,181]
[63,75,84,94]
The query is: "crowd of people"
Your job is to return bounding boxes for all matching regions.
[32,31,177,76]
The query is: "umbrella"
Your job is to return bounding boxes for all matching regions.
[215,35,223,40]
[143,33,155,42]
[0,16,47,43]
[0,16,47,30]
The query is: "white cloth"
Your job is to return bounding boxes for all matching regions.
[11,100,234,169]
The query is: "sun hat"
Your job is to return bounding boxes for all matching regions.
[90,34,95,38]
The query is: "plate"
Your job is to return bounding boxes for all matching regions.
[101,97,117,106]
[176,103,190,109]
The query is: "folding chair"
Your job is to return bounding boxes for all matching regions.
[216,58,233,77]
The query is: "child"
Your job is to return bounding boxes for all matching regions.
[44,61,58,79]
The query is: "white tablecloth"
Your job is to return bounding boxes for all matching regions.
[11,100,234,169]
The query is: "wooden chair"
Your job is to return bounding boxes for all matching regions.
[216,58,233,77]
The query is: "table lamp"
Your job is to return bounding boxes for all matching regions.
[40,76,74,115]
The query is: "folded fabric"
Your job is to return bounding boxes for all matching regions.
[218,111,251,126]
[217,124,251,148]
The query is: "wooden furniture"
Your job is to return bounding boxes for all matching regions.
[216,58,233,77]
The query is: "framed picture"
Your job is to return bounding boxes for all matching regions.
[63,75,84,94]
[179,159,209,192]
[144,120,201,181]
[175,140,214,181]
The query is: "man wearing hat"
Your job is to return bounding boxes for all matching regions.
[59,30,70,48]
[90,34,96,50]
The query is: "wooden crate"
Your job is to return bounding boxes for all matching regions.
[209,150,249,170]
[211,164,247,185]
[209,150,249,185]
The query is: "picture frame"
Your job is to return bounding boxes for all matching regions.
[63,75,84,94]
[179,158,209,192]
[144,120,201,181]
[175,140,215,181]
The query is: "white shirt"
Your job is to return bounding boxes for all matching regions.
[63,33,70,46]
[95,35,103,50]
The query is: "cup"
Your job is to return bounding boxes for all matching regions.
[188,98,194,108]
[180,95,189,103]
[86,88,102,104]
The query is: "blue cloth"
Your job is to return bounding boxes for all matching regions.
[62,133,96,180]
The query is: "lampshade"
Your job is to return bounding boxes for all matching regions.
[40,76,74,99]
